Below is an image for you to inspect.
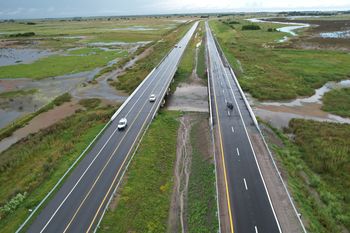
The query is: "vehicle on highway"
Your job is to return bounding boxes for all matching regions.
[117,118,127,130]
[149,94,156,102]
[227,102,233,110]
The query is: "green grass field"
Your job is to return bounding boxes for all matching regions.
[322,88,350,117]
[98,111,180,233]
[264,119,350,233]
[209,19,350,100]
[0,99,115,232]
[0,48,127,79]
[0,17,178,44]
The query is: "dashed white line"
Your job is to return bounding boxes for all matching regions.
[227,110,230,116]
[243,178,248,190]
[236,147,240,156]
[255,225,258,233]
[231,126,234,133]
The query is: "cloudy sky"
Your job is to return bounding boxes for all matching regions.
[0,0,349,19]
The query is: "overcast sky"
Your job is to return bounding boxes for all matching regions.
[0,0,349,19]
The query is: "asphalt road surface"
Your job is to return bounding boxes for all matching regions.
[26,21,198,233]
[205,21,281,233]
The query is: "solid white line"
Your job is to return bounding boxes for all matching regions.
[39,35,178,233]
[231,126,234,133]
[236,147,240,156]
[243,178,248,190]
[208,25,282,232]
[255,225,258,233]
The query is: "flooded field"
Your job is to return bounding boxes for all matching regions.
[320,30,350,38]
[0,48,55,66]
[247,18,310,42]
[248,79,350,128]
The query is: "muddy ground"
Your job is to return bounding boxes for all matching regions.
[271,18,350,51]
[248,79,350,129]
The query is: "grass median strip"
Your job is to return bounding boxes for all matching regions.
[0,99,114,233]
[188,113,218,233]
[98,111,180,233]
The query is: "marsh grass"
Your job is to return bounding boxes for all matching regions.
[322,87,350,117]
[209,19,350,100]
[264,119,350,232]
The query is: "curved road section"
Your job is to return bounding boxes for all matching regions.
[26,21,198,233]
[206,21,281,233]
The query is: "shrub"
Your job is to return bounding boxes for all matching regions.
[9,32,35,37]
[242,25,261,30]
[0,192,27,218]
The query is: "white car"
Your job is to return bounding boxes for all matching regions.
[149,94,156,102]
[117,118,127,130]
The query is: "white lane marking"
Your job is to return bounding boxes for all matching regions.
[255,226,258,233]
[236,147,240,156]
[223,89,225,93]
[38,41,178,233]
[243,178,248,190]
[231,126,234,133]
[227,110,230,116]
[207,25,282,232]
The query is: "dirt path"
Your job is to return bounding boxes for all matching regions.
[0,100,81,153]
[168,115,193,233]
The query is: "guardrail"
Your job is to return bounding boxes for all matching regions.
[93,21,199,232]
[209,24,307,233]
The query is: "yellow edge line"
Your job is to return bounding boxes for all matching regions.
[212,73,235,233]
[62,98,149,233]
[85,91,160,232]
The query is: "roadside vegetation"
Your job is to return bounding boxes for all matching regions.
[0,49,127,80]
[209,19,350,100]
[187,114,218,232]
[322,88,350,117]
[112,22,194,93]
[0,98,115,232]
[99,111,180,233]
[262,119,350,233]
[0,93,72,141]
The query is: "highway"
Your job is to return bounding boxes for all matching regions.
[25,21,198,233]
[205,21,281,233]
